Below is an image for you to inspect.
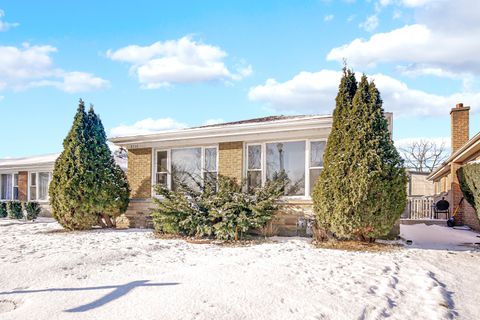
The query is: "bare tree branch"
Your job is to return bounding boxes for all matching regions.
[399,139,449,172]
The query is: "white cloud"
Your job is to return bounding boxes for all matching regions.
[0,10,19,32]
[359,15,379,32]
[107,36,251,88]
[248,69,480,117]
[29,72,110,93]
[324,15,334,22]
[0,43,109,93]
[110,118,188,137]
[327,0,480,75]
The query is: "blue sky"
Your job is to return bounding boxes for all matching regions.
[1,0,479,157]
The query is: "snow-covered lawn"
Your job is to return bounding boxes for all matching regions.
[0,218,479,320]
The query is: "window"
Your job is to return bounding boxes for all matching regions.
[29,172,52,201]
[30,172,37,200]
[204,147,218,189]
[246,139,326,198]
[171,148,202,191]
[13,174,18,200]
[309,141,326,195]
[247,145,262,192]
[266,141,305,196]
[38,172,50,201]
[1,174,13,200]
[154,146,218,193]
[156,151,168,188]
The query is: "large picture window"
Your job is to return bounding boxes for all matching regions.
[246,139,326,198]
[154,146,218,193]
[266,141,305,196]
[171,148,202,191]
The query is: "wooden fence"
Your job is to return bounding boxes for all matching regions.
[402,196,435,219]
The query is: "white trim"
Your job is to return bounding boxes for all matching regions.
[110,116,333,148]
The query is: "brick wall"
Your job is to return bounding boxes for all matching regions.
[218,142,243,182]
[128,148,152,199]
[18,171,28,201]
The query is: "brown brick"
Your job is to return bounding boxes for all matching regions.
[218,142,243,182]
[450,103,470,153]
[127,148,152,199]
[18,171,28,201]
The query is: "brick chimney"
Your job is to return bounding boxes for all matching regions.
[450,103,470,154]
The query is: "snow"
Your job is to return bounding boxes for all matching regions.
[0,218,479,320]
[0,153,59,168]
[400,223,480,250]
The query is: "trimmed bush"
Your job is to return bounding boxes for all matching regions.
[22,201,41,221]
[457,164,480,221]
[7,201,23,219]
[313,68,407,241]
[0,202,7,218]
[152,174,286,240]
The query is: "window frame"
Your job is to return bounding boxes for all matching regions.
[28,171,52,202]
[244,138,327,200]
[0,172,18,201]
[152,145,219,195]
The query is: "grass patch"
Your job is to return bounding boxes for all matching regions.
[314,240,401,252]
[154,232,273,247]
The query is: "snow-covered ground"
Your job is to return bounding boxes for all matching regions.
[0,218,479,320]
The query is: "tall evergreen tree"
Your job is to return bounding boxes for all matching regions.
[313,70,407,241]
[85,105,130,227]
[49,99,99,230]
[49,99,130,230]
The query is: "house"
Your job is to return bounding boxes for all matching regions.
[0,153,58,215]
[110,113,393,235]
[428,103,480,231]
[406,170,435,197]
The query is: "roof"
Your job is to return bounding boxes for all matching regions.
[428,131,480,181]
[0,152,128,172]
[109,114,334,148]
[195,115,319,129]
[0,153,59,171]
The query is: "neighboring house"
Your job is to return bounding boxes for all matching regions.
[110,114,393,235]
[428,103,480,230]
[0,152,127,217]
[406,171,435,197]
[0,153,58,215]
[401,170,435,220]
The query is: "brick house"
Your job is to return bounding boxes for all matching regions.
[110,113,393,235]
[428,103,480,231]
[0,153,58,215]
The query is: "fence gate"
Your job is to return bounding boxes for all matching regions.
[402,196,435,219]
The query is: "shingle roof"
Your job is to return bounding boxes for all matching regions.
[196,115,319,129]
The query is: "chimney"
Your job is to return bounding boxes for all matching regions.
[450,103,470,154]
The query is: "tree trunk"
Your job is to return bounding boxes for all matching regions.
[234,225,238,241]
[97,215,107,228]
[102,213,114,228]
